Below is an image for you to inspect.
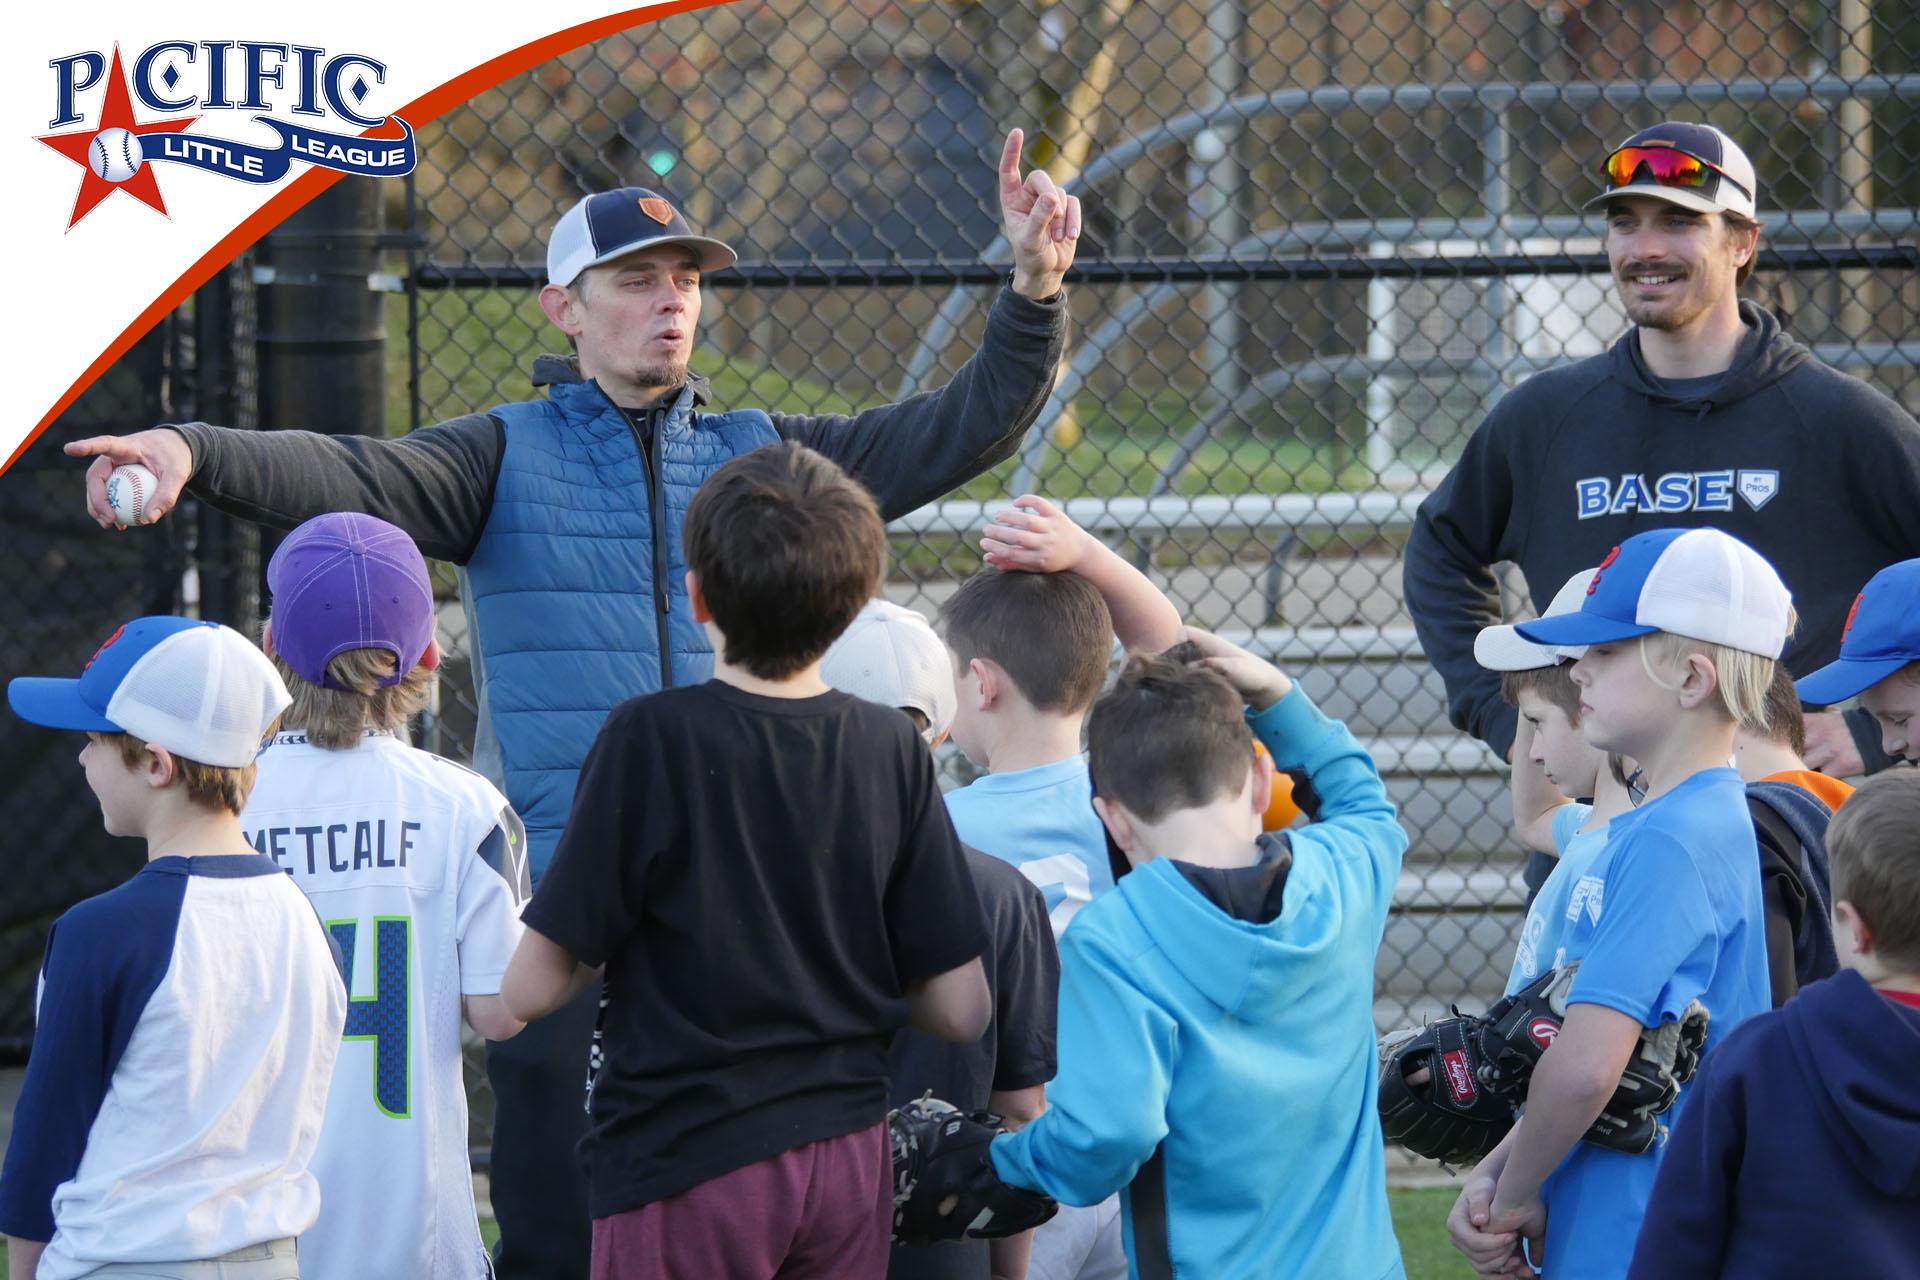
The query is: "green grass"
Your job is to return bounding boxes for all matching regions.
[468,1191,1471,1279]
[0,1194,1452,1280]
[1392,1186,1476,1280]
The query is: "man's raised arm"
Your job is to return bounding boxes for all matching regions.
[68,414,503,564]
[775,128,1077,518]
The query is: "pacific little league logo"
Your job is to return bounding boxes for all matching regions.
[36,42,417,230]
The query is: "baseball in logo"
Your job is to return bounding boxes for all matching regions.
[1529,1018,1560,1049]
[37,41,417,231]
[1442,1049,1476,1104]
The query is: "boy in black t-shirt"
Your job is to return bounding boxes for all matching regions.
[502,443,992,1280]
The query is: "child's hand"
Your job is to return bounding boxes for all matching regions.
[981,495,1091,573]
[1173,626,1292,712]
[1447,1171,1534,1278]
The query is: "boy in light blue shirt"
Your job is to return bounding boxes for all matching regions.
[1474,568,1637,995]
[989,628,1409,1280]
[1450,528,1784,1280]
[941,494,1182,937]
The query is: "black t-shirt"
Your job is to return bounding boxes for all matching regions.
[887,847,1060,1280]
[522,681,988,1217]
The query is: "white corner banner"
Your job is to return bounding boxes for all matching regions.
[5,2,683,466]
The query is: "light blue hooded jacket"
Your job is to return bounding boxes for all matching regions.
[991,685,1409,1280]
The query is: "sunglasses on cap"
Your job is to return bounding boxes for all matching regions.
[1602,144,1752,201]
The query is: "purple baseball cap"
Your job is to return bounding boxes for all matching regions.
[267,513,436,690]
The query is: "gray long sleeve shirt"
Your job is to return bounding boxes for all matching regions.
[172,286,1068,560]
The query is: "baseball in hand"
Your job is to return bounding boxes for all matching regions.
[106,464,159,525]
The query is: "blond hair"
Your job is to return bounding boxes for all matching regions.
[274,647,434,750]
[104,730,262,816]
[1642,604,1796,731]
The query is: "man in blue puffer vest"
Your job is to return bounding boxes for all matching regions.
[71,126,1080,1280]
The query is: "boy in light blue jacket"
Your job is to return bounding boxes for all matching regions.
[988,627,1409,1280]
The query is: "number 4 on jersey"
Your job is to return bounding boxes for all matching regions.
[328,917,411,1118]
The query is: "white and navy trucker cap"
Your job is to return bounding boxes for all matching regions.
[546,187,737,286]
[1584,122,1758,221]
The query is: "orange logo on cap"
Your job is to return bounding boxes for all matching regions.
[638,197,673,225]
[1842,592,1864,644]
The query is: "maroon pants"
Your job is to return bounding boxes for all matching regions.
[590,1123,892,1280]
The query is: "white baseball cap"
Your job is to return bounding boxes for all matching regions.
[8,616,291,767]
[1474,569,1597,671]
[546,187,737,287]
[1515,528,1792,659]
[820,599,957,745]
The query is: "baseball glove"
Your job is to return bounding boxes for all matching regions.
[1380,963,1712,1162]
[1377,1010,1519,1167]
[888,1093,1059,1247]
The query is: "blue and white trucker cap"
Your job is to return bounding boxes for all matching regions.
[546,187,737,286]
[7,616,290,766]
[1515,527,1792,659]
[1796,559,1920,706]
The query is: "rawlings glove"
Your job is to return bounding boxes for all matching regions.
[1380,963,1712,1163]
[888,1094,1059,1247]
[1377,1011,1518,1167]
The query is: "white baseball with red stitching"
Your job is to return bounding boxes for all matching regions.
[106,464,157,525]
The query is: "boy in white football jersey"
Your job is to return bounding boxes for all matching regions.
[245,512,529,1280]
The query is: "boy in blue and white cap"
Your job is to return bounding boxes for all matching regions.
[1447,527,1784,1280]
[1797,559,1920,763]
[0,618,347,1280]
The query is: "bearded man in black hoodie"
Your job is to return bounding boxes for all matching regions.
[1407,121,1920,795]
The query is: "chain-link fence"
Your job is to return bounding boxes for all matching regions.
[0,268,260,1055]
[5,0,1918,1145]
[384,0,1920,1157]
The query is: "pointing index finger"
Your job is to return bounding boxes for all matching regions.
[999,129,1025,194]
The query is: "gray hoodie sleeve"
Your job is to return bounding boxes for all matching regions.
[172,414,503,564]
[770,287,1067,520]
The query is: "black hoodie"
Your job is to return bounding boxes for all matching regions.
[1406,301,1920,758]
[1626,968,1920,1279]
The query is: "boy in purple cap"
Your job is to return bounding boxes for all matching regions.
[1447,527,1782,1280]
[1796,559,1920,764]
[245,511,530,1280]
[0,618,347,1280]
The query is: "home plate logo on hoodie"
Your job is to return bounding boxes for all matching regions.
[1737,470,1780,510]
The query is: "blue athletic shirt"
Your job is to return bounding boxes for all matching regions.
[1506,802,1604,995]
[945,756,1115,939]
[1535,767,1770,1280]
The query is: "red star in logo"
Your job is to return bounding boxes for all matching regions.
[35,45,199,231]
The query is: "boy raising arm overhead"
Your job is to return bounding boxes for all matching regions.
[985,628,1411,1280]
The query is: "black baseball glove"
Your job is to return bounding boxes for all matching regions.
[1377,1009,1519,1167]
[888,1094,1059,1247]
[1380,963,1712,1163]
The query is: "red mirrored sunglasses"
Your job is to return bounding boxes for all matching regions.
[1602,145,1751,201]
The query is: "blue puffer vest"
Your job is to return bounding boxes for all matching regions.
[463,378,779,878]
